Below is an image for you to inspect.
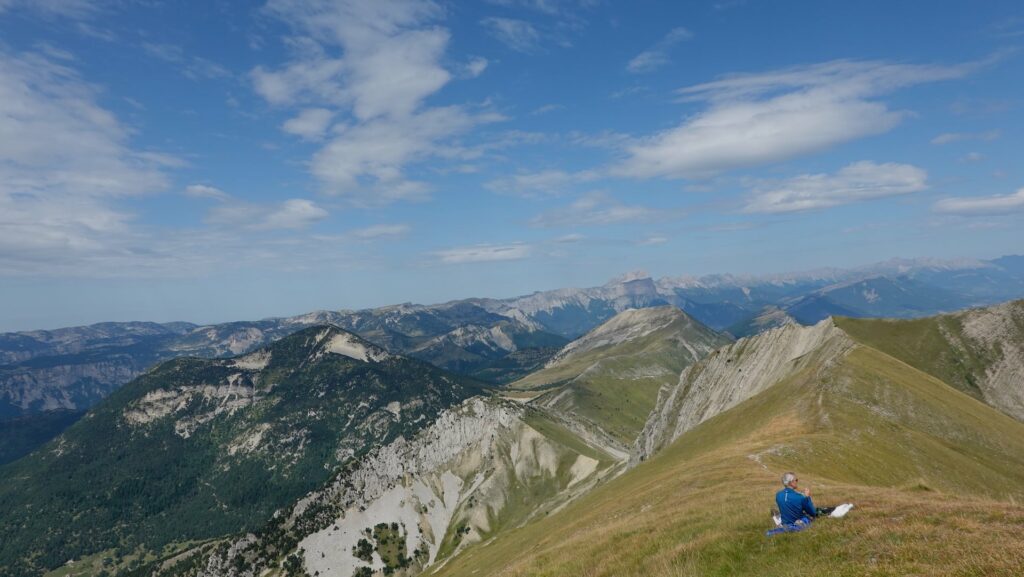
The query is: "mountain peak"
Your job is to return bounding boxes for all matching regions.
[605,270,652,286]
[256,324,391,367]
[547,306,708,367]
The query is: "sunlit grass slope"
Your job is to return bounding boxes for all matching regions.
[434,343,1024,577]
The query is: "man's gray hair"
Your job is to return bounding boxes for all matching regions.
[782,472,797,486]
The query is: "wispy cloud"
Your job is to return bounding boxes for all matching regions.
[433,243,532,264]
[481,17,542,52]
[930,129,1000,145]
[743,161,928,214]
[184,184,231,201]
[207,198,329,230]
[0,47,177,276]
[933,188,1024,216]
[553,233,585,243]
[142,42,231,80]
[530,103,564,115]
[349,224,410,239]
[614,59,982,180]
[637,235,668,245]
[530,192,676,227]
[0,0,98,19]
[487,169,598,197]
[185,183,329,231]
[626,27,692,74]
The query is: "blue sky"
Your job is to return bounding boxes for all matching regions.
[0,0,1022,331]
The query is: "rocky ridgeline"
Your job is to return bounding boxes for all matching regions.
[634,319,854,462]
[950,301,1024,420]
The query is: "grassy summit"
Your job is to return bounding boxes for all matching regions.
[434,310,1024,577]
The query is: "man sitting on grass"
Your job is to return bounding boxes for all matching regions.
[766,472,838,535]
[779,472,819,524]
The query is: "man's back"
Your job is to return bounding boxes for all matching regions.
[776,487,816,525]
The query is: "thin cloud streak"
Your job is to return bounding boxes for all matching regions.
[433,243,532,264]
[743,161,928,214]
[933,188,1024,216]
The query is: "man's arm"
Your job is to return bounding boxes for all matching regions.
[803,494,818,517]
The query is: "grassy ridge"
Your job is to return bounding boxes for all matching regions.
[513,309,729,445]
[434,341,1024,577]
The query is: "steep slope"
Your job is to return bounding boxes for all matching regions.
[433,320,1024,577]
[835,299,1024,420]
[0,326,482,577]
[636,319,852,460]
[511,307,730,447]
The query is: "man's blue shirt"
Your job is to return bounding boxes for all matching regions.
[776,487,817,525]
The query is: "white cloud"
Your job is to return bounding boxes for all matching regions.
[349,223,410,239]
[434,243,531,264]
[930,130,1000,145]
[933,188,1024,216]
[464,57,489,78]
[530,192,672,227]
[282,108,334,140]
[259,0,449,120]
[312,106,501,200]
[184,184,231,201]
[614,59,977,180]
[626,27,692,74]
[481,17,542,53]
[255,0,500,203]
[959,151,985,163]
[743,161,928,214]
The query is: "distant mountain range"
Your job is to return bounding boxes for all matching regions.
[1,254,1022,464]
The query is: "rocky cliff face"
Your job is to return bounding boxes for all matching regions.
[634,319,854,462]
[194,397,621,577]
[956,301,1024,420]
